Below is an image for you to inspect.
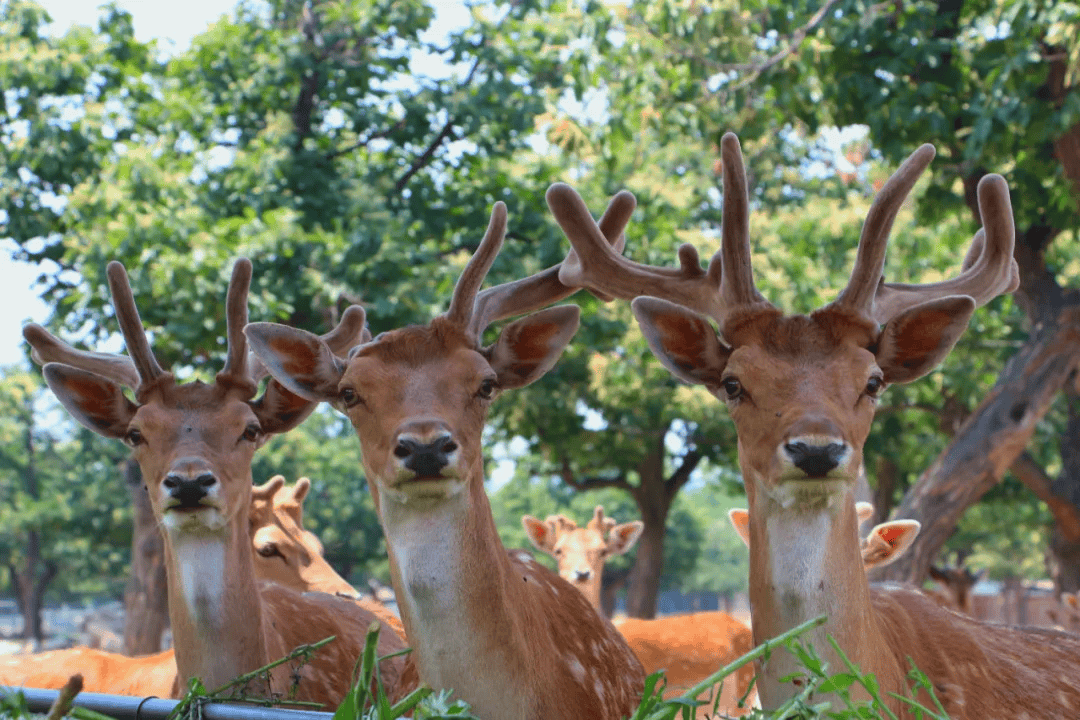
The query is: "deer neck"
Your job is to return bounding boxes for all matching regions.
[377,466,531,716]
[164,504,270,693]
[746,480,888,709]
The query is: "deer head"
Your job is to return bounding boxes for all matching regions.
[522,505,643,608]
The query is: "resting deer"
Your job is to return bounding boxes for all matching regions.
[548,133,1080,716]
[244,199,646,719]
[0,475,387,698]
[24,260,412,708]
[524,506,754,718]
[925,559,983,616]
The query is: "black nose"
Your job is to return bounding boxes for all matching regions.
[572,569,592,582]
[784,441,846,478]
[394,435,457,477]
[163,473,217,506]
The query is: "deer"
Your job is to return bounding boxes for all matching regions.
[523,506,755,718]
[546,131,1080,717]
[243,197,647,720]
[0,475,386,698]
[23,259,414,708]
[521,506,644,609]
[924,556,984,616]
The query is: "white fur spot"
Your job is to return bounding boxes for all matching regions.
[567,655,586,683]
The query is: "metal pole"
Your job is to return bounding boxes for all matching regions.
[3,686,334,720]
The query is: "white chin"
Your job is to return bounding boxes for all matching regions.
[385,476,466,502]
[163,507,226,533]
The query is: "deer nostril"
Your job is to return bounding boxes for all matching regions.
[441,439,458,454]
[163,476,180,489]
[196,474,216,488]
[394,443,412,459]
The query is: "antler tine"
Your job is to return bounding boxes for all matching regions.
[106,261,168,385]
[444,202,508,338]
[552,183,729,321]
[546,514,578,534]
[22,323,141,389]
[830,144,936,318]
[718,133,766,309]
[466,190,637,340]
[870,173,1019,323]
[219,258,253,383]
[586,505,606,533]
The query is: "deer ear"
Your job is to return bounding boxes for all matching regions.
[245,323,347,403]
[861,520,921,570]
[42,364,138,439]
[252,379,318,437]
[607,521,644,556]
[876,297,974,384]
[522,515,557,553]
[631,297,730,387]
[486,306,580,390]
[728,509,751,548]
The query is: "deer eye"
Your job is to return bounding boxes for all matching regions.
[125,428,144,447]
[476,378,499,400]
[241,424,262,443]
[720,377,742,400]
[257,543,283,559]
[864,375,886,398]
[340,387,362,408]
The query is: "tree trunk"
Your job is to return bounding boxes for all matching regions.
[600,567,630,618]
[10,531,57,646]
[625,436,671,619]
[876,309,1080,583]
[122,459,170,654]
[1047,390,1080,592]
[625,506,668,618]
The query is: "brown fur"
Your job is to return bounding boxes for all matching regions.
[617,613,756,717]
[871,588,1080,716]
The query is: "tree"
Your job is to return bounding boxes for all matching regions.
[790,0,1080,586]
[0,368,131,644]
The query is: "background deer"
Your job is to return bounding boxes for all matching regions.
[521,506,643,609]
[245,198,646,720]
[547,133,1080,717]
[0,475,384,698]
[524,506,755,717]
[24,260,412,708]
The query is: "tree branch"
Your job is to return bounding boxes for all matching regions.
[558,456,633,493]
[1011,451,1080,543]
[665,448,703,500]
[292,3,322,152]
[326,118,408,160]
[392,56,482,194]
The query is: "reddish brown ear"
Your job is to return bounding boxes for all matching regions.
[631,297,731,387]
[606,521,644,556]
[42,363,138,439]
[861,520,920,570]
[244,323,347,404]
[876,296,975,384]
[522,515,557,553]
[486,305,580,390]
[728,509,751,548]
[251,379,318,437]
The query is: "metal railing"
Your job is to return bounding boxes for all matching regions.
[2,686,334,720]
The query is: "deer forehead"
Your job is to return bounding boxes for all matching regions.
[132,387,259,437]
[556,529,607,555]
[344,342,494,414]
